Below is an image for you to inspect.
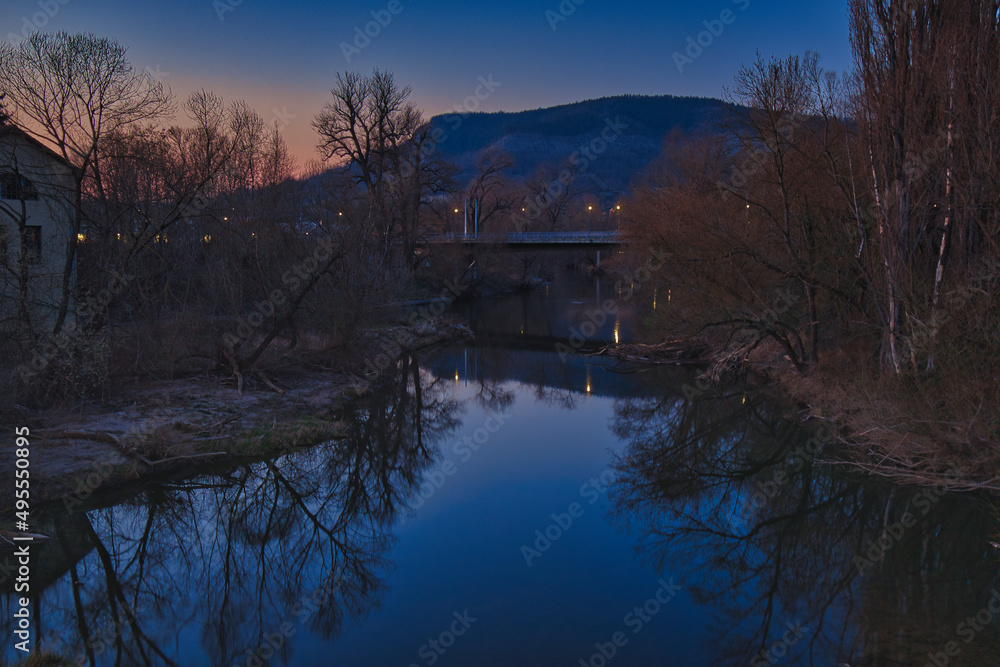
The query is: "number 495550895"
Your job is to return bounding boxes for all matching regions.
[14,427,30,522]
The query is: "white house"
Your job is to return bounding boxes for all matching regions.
[0,124,76,328]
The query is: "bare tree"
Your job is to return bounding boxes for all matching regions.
[726,52,825,365]
[517,164,585,233]
[313,69,428,266]
[626,53,858,374]
[313,69,421,196]
[0,32,173,335]
[466,149,515,233]
[389,123,456,270]
[849,0,1000,376]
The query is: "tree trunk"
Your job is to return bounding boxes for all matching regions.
[52,175,83,336]
[928,45,957,371]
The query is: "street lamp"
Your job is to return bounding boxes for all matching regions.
[587,205,593,236]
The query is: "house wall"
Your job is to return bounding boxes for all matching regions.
[0,132,76,329]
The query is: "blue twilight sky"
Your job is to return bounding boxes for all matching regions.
[1,0,853,166]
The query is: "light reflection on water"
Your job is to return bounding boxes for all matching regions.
[1,276,999,666]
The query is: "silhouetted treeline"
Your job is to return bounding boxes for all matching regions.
[0,36,602,408]
[626,1,1000,444]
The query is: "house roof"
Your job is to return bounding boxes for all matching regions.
[0,124,75,169]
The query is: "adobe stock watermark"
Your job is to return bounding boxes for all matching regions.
[747,422,834,509]
[235,587,324,667]
[15,274,133,382]
[348,278,469,388]
[924,589,1000,667]
[546,0,586,31]
[577,578,683,667]
[395,75,502,180]
[556,247,668,361]
[510,116,629,233]
[673,0,751,73]
[867,128,956,224]
[408,610,477,666]
[750,620,810,666]
[719,115,806,198]
[273,105,297,129]
[853,466,966,576]
[678,285,800,402]
[213,0,243,21]
[520,468,617,566]
[68,603,147,666]
[5,0,72,45]
[222,235,336,352]
[341,0,407,63]
[406,412,510,511]
[61,453,125,512]
[143,64,170,86]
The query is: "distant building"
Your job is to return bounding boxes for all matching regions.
[0,124,76,328]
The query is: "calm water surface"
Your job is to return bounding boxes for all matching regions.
[3,274,1000,666]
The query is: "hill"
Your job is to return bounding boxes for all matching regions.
[427,94,734,195]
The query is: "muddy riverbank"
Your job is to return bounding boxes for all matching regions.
[1,319,471,510]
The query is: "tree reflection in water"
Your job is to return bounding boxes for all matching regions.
[609,383,1000,666]
[4,354,461,666]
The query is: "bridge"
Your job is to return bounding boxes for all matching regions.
[421,231,622,251]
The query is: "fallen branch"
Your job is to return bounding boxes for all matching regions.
[38,429,121,446]
[597,341,705,365]
[149,452,229,466]
[254,369,285,395]
[221,347,244,395]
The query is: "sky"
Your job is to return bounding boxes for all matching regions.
[1,0,854,167]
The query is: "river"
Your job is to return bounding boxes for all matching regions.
[2,272,1000,666]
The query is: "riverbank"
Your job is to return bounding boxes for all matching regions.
[0,318,471,510]
[604,334,1000,493]
[770,347,1000,493]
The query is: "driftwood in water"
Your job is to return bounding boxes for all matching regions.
[598,340,705,365]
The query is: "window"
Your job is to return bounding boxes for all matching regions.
[23,226,41,262]
[0,172,39,201]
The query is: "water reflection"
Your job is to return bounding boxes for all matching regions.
[1,274,999,665]
[1,354,463,666]
[450,271,652,354]
[609,383,1000,665]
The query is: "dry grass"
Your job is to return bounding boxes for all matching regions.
[772,335,1000,492]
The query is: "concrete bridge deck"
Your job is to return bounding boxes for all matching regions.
[421,231,622,250]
